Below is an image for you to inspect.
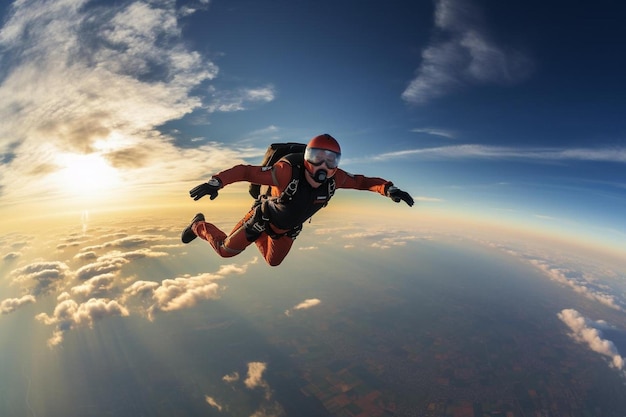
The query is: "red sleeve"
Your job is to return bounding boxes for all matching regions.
[213,162,294,191]
[333,169,392,196]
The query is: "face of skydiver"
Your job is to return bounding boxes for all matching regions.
[304,147,341,183]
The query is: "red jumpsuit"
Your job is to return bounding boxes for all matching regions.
[192,160,392,266]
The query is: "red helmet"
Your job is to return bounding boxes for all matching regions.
[306,134,341,154]
[304,134,341,182]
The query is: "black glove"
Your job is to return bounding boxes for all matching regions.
[387,186,414,207]
[189,177,222,201]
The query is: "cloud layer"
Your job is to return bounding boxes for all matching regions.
[1,218,257,347]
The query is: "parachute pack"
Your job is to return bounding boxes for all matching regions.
[249,142,307,199]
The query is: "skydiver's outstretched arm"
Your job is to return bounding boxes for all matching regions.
[333,169,414,206]
[189,162,293,201]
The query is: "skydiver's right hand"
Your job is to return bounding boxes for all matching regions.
[386,186,414,207]
[189,177,222,201]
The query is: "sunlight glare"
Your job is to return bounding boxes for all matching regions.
[54,153,121,199]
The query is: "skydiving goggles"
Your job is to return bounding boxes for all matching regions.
[304,148,341,169]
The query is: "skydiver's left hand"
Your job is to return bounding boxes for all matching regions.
[189,177,222,201]
[387,186,414,207]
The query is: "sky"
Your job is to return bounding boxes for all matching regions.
[3,2,626,414]
[0,0,625,256]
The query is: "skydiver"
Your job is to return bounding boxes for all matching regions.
[181,134,414,266]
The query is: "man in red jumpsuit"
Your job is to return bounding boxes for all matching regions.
[181,134,414,266]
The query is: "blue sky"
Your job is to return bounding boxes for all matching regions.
[0,0,625,252]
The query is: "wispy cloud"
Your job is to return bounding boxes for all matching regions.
[367,144,626,164]
[415,196,444,203]
[402,0,533,104]
[206,85,276,113]
[342,230,418,250]
[411,128,456,139]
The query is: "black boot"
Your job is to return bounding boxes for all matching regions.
[181,213,205,243]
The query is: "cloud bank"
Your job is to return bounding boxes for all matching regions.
[558,309,625,373]
[531,260,624,312]
[5,220,257,347]
[402,0,533,104]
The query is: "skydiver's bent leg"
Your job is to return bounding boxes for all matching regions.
[192,221,247,258]
[192,208,255,258]
[255,234,294,266]
[189,206,294,265]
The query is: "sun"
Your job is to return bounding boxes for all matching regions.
[54,152,121,199]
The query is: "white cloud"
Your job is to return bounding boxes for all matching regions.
[74,245,169,282]
[558,309,625,372]
[285,298,321,316]
[71,273,116,296]
[80,235,168,253]
[124,280,160,298]
[415,196,444,203]
[206,85,276,113]
[150,275,221,315]
[10,260,70,295]
[340,229,418,250]
[530,260,623,311]
[36,297,130,347]
[222,372,240,384]
[239,363,283,417]
[244,362,269,392]
[402,0,533,104]
[178,0,211,17]
[411,128,456,139]
[0,294,36,314]
[75,256,129,281]
[294,298,321,310]
[204,395,223,412]
[3,221,258,347]
[123,259,255,319]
